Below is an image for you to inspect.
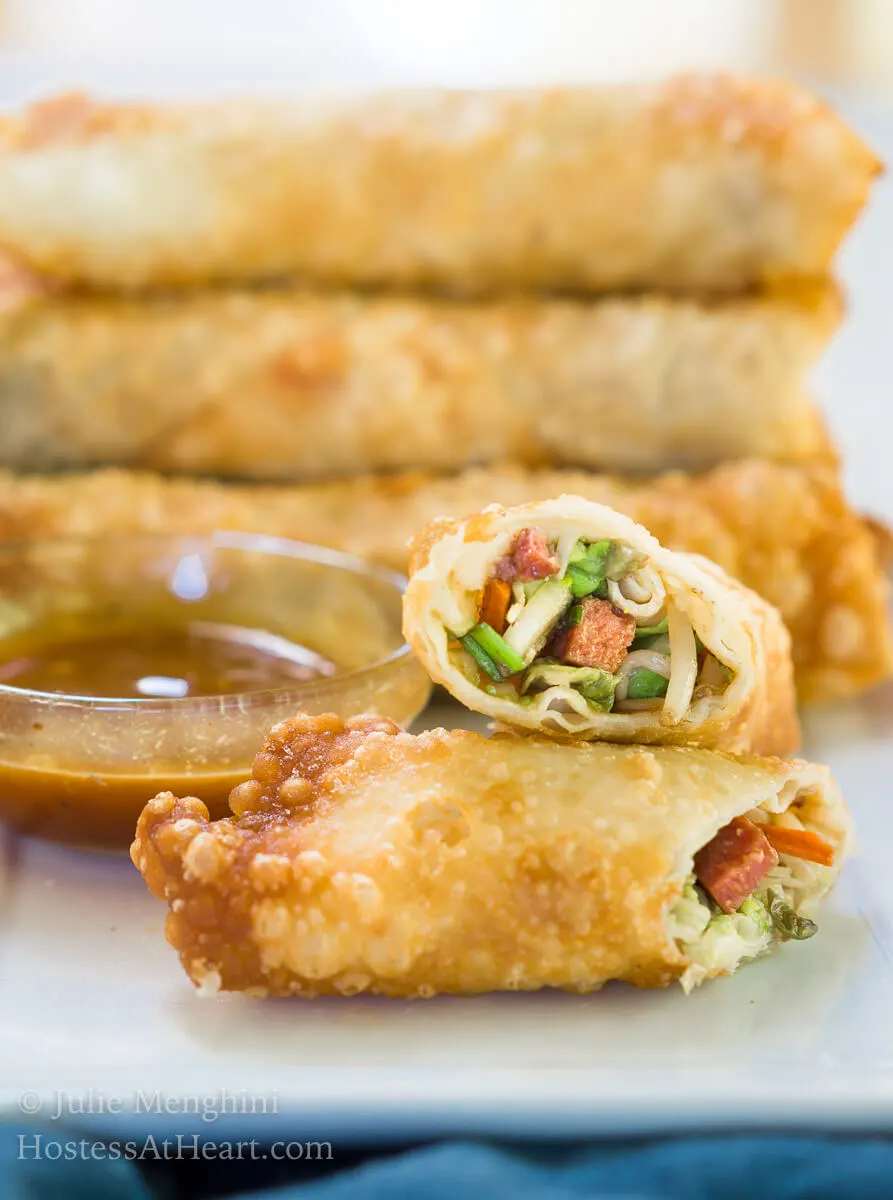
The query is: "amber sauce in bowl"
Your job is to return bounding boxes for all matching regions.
[0,534,430,849]
[0,620,336,698]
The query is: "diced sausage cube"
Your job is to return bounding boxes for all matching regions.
[551,596,636,674]
[693,817,779,913]
[497,527,560,582]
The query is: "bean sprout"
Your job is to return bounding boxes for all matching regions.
[663,603,698,723]
[607,567,666,624]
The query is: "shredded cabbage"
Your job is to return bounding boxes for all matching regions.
[666,880,711,944]
[670,807,834,991]
[670,877,774,992]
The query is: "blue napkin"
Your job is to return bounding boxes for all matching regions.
[6,1121,893,1200]
[0,1120,153,1200]
[226,1137,893,1199]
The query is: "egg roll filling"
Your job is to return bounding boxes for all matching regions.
[671,792,837,991]
[450,526,733,722]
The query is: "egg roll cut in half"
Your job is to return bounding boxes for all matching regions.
[0,76,877,291]
[405,497,799,755]
[132,714,852,997]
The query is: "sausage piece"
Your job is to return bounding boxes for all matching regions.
[551,596,636,674]
[496,527,560,582]
[694,816,779,913]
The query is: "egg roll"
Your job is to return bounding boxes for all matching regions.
[0,277,837,478]
[132,713,851,997]
[404,497,798,755]
[0,460,888,704]
[0,77,877,291]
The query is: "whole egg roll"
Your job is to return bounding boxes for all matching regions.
[0,460,888,703]
[132,713,852,997]
[0,77,877,291]
[404,496,799,755]
[0,278,836,478]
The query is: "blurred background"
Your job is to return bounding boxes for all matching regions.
[0,0,888,510]
[0,0,890,98]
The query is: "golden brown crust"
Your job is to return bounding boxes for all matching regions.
[0,93,165,150]
[865,515,893,572]
[0,282,838,478]
[0,459,888,703]
[688,557,801,756]
[131,713,848,998]
[0,76,878,290]
[0,77,833,151]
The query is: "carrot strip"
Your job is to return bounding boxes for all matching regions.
[479,578,512,635]
[757,824,835,867]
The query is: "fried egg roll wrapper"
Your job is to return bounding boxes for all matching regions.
[0,460,888,703]
[0,77,877,291]
[131,714,851,997]
[404,497,799,755]
[0,278,837,478]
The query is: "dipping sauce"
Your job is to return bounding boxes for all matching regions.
[0,761,252,849]
[0,530,429,852]
[0,615,338,848]
[0,619,336,698]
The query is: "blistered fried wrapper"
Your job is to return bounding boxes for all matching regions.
[0,77,877,291]
[132,714,852,997]
[0,278,837,479]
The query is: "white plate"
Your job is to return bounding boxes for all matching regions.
[0,85,891,1144]
[0,688,892,1143]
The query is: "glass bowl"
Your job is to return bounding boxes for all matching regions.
[0,532,431,850]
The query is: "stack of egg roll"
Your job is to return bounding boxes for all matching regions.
[0,74,887,703]
[6,75,868,997]
[0,76,878,477]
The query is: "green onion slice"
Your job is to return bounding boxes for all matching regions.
[466,622,526,675]
[633,617,669,640]
[457,632,503,683]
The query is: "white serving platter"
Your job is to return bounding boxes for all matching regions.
[0,688,892,1144]
[0,82,890,1145]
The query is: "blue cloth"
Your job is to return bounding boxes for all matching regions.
[6,1122,893,1200]
[0,1120,154,1200]
[227,1138,893,1200]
